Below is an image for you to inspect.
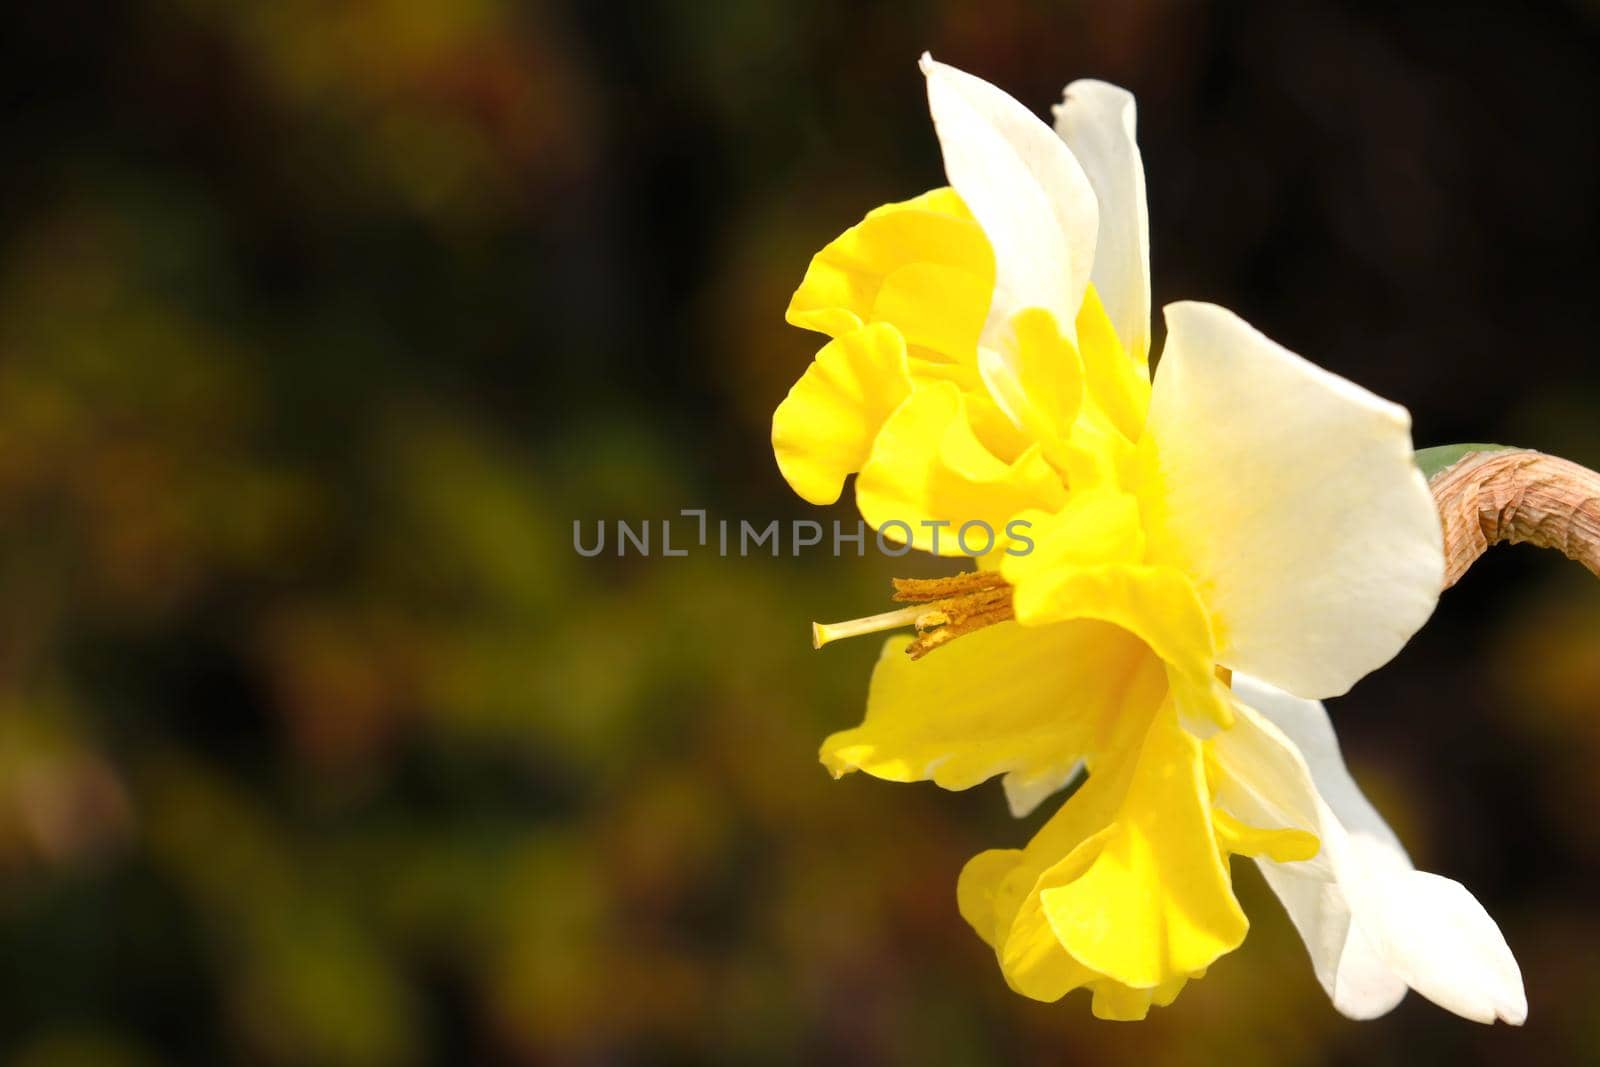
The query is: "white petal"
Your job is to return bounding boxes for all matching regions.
[1147,301,1444,699]
[1053,80,1150,360]
[1255,863,1407,1019]
[1234,673,1402,854]
[1340,836,1527,1025]
[1232,674,1406,1017]
[1212,677,1526,1025]
[920,54,1098,348]
[1206,684,1328,878]
[1327,911,1409,1020]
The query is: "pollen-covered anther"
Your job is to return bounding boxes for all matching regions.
[811,572,1015,658]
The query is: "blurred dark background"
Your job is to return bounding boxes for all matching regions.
[0,2,1596,1065]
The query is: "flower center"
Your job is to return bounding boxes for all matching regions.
[812,571,1015,659]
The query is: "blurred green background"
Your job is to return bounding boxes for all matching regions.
[0,1,1597,1064]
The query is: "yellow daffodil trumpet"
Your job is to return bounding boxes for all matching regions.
[773,54,1543,1023]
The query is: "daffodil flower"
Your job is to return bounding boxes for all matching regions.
[774,55,1525,1022]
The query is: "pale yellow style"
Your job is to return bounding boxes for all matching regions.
[774,56,1525,1023]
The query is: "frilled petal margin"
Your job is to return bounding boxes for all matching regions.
[771,323,912,506]
[785,187,993,360]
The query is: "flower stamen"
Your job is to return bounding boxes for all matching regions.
[812,572,1015,658]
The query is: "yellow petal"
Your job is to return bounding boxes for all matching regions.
[1002,491,1144,580]
[872,262,992,359]
[822,620,1159,791]
[855,382,1065,555]
[866,185,972,222]
[995,824,1117,1001]
[1074,284,1149,441]
[982,307,1084,454]
[1089,975,1189,1021]
[897,359,1033,465]
[958,847,1026,946]
[1034,698,1248,989]
[957,658,1161,990]
[967,689,1250,1010]
[1003,541,1218,698]
[1211,807,1320,864]
[963,392,1035,466]
[772,323,913,505]
[787,188,993,361]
